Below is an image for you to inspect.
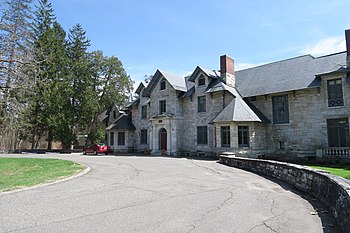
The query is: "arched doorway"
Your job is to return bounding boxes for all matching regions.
[159,128,167,151]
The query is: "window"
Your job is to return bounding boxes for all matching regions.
[141,105,147,119]
[328,79,343,107]
[113,111,117,119]
[197,126,208,145]
[140,130,147,144]
[160,79,166,90]
[198,75,205,86]
[198,96,206,112]
[118,132,125,145]
[327,118,349,147]
[110,132,114,146]
[159,100,166,114]
[221,126,230,147]
[238,126,249,147]
[272,95,289,124]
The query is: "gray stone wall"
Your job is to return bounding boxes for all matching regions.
[219,156,350,233]
[251,73,350,157]
[130,92,150,151]
[181,78,234,154]
[213,122,267,158]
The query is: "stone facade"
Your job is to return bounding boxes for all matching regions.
[105,30,350,158]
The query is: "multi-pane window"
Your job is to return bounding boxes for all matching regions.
[159,100,166,114]
[160,79,166,90]
[327,118,349,147]
[328,79,343,107]
[238,126,249,147]
[110,132,114,146]
[198,96,206,112]
[140,129,147,144]
[118,132,125,145]
[272,95,289,124]
[198,75,205,86]
[221,126,230,147]
[197,126,208,145]
[141,105,147,119]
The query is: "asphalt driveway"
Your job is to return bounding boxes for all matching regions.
[0,154,339,233]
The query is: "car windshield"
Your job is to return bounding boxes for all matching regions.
[98,143,106,146]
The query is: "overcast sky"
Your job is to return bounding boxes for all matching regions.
[51,0,350,88]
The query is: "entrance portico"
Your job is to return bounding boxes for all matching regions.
[149,116,180,155]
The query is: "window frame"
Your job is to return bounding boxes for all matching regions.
[198,75,205,86]
[197,126,208,145]
[327,78,344,107]
[197,96,206,113]
[117,132,125,146]
[160,79,166,90]
[140,129,148,144]
[327,118,349,147]
[110,132,114,146]
[238,126,249,147]
[159,100,166,114]
[221,126,230,147]
[141,105,147,119]
[272,94,289,124]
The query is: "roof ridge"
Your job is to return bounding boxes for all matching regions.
[237,54,314,72]
[314,51,346,59]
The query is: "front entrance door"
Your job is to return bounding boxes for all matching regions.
[160,128,167,150]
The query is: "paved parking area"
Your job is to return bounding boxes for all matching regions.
[0,154,339,233]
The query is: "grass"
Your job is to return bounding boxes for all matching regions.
[309,165,350,180]
[0,158,85,192]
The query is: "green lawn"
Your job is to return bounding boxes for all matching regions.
[0,158,85,192]
[309,165,350,180]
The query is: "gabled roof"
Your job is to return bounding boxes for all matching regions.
[135,81,148,95]
[209,83,268,123]
[235,52,347,97]
[106,114,136,131]
[210,98,262,123]
[142,70,187,97]
[125,98,140,108]
[188,66,220,82]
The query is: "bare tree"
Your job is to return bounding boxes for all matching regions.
[0,0,34,150]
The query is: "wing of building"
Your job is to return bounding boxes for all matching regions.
[104,29,350,159]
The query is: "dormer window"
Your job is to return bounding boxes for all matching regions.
[198,75,205,86]
[113,111,117,119]
[160,79,166,90]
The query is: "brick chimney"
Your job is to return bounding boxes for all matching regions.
[220,55,235,87]
[346,29,350,67]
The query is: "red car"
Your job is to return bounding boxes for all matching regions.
[83,143,111,155]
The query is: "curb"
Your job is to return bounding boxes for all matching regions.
[0,165,91,196]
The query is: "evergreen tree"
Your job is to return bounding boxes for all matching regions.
[67,24,92,135]
[27,0,56,149]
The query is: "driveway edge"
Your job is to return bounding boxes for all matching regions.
[0,164,91,196]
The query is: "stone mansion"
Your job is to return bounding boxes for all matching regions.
[103,29,350,158]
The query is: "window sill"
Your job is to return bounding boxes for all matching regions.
[272,123,291,126]
[327,105,345,109]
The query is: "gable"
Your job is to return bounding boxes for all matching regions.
[142,70,187,97]
[188,66,220,83]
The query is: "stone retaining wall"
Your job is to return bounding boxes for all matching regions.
[219,156,350,233]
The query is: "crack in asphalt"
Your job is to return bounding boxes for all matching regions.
[191,160,231,179]
[3,188,226,233]
[186,190,236,233]
[246,206,294,233]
